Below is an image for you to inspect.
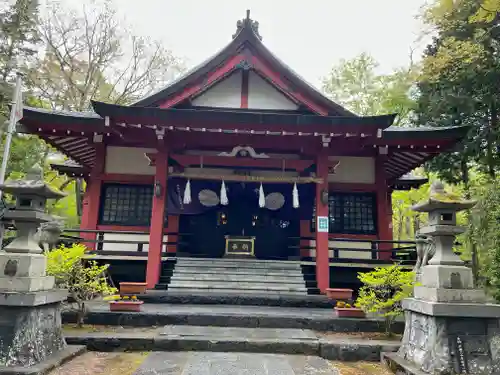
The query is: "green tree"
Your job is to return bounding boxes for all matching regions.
[392,174,430,241]
[45,244,117,327]
[356,265,416,336]
[0,0,48,180]
[322,52,418,125]
[28,0,185,110]
[465,174,500,299]
[416,0,500,182]
[0,0,40,120]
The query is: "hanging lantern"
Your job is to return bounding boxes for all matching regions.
[220,180,228,206]
[293,182,300,209]
[183,179,192,204]
[259,183,265,208]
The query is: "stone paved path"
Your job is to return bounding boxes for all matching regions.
[161,325,318,340]
[132,352,339,375]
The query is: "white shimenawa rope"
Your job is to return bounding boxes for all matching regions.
[220,180,228,206]
[259,183,265,208]
[183,179,192,204]
[293,182,300,209]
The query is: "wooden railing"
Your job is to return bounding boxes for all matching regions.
[288,236,417,265]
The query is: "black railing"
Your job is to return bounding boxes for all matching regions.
[61,229,416,265]
[288,236,417,265]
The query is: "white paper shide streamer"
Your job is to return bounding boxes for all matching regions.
[259,183,265,208]
[220,180,228,206]
[183,179,192,204]
[292,182,300,209]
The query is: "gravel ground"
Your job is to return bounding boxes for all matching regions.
[47,352,149,375]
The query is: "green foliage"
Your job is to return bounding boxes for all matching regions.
[0,0,40,118]
[322,52,418,125]
[45,244,117,326]
[470,0,500,22]
[466,179,500,300]
[416,0,500,181]
[356,265,415,335]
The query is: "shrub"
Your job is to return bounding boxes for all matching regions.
[45,243,117,327]
[355,265,415,335]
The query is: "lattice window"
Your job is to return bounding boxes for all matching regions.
[311,192,377,235]
[99,184,168,226]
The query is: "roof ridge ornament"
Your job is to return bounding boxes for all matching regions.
[233,9,262,41]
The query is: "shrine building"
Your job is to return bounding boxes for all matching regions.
[18,12,469,292]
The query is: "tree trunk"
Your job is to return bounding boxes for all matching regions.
[461,158,478,287]
[76,301,86,328]
[487,102,497,179]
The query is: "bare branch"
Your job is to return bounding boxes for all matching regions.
[29,0,184,111]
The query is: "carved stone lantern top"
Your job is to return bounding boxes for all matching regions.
[0,165,66,200]
[412,181,476,213]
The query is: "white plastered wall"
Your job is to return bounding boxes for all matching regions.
[248,72,298,110]
[190,70,299,110]
[101,233,169,252]
[308,240,373,260]
[105,146,156,175]
[192,71,242,108]
[328,156,375,184]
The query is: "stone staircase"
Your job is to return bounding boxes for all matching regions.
[157,258,308,296]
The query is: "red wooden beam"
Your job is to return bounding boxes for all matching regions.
[241,69,249,109]
[168,153,316,172]
[159,54,245,108]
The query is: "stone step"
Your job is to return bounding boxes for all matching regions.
[175,259,302,270]
[176,257,301,265]
[166,286,307,296]
[174,264,302,272]
[170,274,305,284]
[172,268,305,277]
[140,290,333,307]
[167,281,308,292]
[65,328,400,362]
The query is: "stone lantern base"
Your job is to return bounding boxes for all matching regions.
[0,290,71,369]
[383,298,500,375]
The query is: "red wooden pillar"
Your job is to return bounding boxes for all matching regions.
[375,156,392,260]
[80,143,105,250]
[315,152,330,293]
[146,147,168,288]
[166,215,179,254]
[299,220,311,258]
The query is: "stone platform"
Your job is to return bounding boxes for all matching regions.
[132,352,336,375]
[61,302,404,333]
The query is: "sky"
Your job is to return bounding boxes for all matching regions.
[47,0,432,89]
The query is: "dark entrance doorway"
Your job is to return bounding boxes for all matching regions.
[179,187,299,259]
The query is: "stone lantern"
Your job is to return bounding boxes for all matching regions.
[383,181,500,375]
[0,166,83,370]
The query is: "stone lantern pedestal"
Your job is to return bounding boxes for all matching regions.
[383,182,500,375]
[0,167,84,373]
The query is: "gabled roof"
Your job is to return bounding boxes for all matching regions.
[132,11,355,117]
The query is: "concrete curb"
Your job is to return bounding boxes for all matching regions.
[0,345,86,375]
[64,333,400,362]
[62,310,404,334]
